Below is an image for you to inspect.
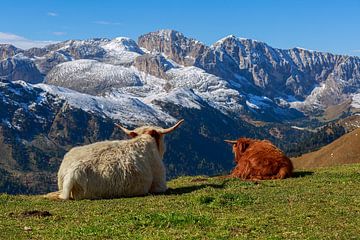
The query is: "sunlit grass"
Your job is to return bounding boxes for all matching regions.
[1,164,360,239]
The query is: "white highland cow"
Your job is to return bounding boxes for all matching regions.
[45,119,184,200]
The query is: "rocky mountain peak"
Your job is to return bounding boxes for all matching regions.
[212,35,238,47]
[141,29,189,42]
[208,34,360,101]
[1,29,360,115]
[110,37,143,54]
[138,29,207,66]
[0,44,22,60]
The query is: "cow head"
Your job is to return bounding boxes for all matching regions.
[115,119,184,157]
[225,138,251,163]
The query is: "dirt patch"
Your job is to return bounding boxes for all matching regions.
[21,210,52,218]
[190,177,208,182]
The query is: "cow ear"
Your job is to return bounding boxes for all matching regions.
[240,142,249,153]
[147,129,161,139]
[128,132,138,138]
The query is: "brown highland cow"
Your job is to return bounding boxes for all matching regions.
[225,138,293,180]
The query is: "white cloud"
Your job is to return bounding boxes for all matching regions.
[94,20,122,26]
[0,32,56,49]
[53,31,67,36]
[353,50,360,53]
[47,12,58,17]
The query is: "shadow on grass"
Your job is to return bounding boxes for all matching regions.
[292,171,314,178]
[163,183,225,195]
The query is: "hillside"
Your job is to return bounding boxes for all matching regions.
[0,164,360,239]
[292,128,360,169]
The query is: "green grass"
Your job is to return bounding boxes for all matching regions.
[1,164,360,239]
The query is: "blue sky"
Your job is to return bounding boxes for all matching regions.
[0,0,359,56]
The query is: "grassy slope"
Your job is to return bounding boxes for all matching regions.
[292,128,360,169]
[1,164,360,240]
[320,99,352,122]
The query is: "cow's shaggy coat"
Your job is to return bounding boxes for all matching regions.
[45,120,184,200]
[225,138,293,180]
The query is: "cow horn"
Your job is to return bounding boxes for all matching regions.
[224,140,237,144]
[160,119,184,134]
[115,123,133,135]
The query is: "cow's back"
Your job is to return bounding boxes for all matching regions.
[57,139,154,199]
[231,140,293,179]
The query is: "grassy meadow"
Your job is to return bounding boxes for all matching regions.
[1,164,360,239]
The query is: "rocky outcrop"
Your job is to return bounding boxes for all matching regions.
[134,53,172,79]
[34,51,72,74]
[0,44,22,60]
[0,55,44,83]
[24,47,49,58]
[138,30,207,66]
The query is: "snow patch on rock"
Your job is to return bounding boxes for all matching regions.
[35,83,175,125]
[351,93,360,109]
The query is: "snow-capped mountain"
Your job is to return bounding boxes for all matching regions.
[138,30,360,114]
[1,29,360,193]
[2,29,359,119]
[211,36,360,112]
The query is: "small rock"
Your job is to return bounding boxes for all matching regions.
[23,226,32,231]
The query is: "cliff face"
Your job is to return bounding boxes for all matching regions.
[138,30,207,66]
[134,53,172,80]
[213,37,360,101]
[0,44,22,60]
[137,30,239,81]
[138,31,360,108]
[0,54,44,83]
